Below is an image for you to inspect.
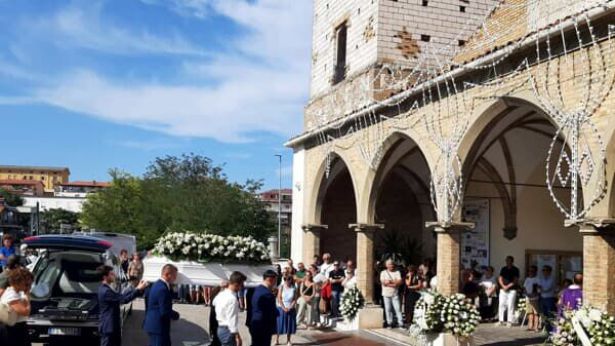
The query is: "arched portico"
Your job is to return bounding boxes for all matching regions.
[451,97,585,306]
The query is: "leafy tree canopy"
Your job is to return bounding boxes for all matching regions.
[81,154,273,250]
[41,208,80,233]
[0,188,24,207]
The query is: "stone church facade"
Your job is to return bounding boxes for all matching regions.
[288,0,615,318]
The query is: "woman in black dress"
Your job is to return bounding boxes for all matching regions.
[404,265,421,324]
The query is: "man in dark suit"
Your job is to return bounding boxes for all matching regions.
[248,270,278,346]
[143,264,181,346]
[97,265,148,346]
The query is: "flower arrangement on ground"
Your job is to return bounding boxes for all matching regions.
[339,286,365,321]
[154,231,270,263]
[412,291,480,339]
[514,297,527,323]
[551,306,615,346]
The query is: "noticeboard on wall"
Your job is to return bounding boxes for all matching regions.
[461,199,490,269]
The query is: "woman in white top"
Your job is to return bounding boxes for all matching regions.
[276,275,298,346]
[0,267,34,346]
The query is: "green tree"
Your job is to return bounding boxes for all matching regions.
[0,189,24,206]
[81,154,274,250]
[41,208,80,233]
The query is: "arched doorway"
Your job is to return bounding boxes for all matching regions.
[316,155,358,262]
[461,98,582,283]
[369,134,436,267]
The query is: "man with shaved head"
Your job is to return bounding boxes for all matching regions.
[144,264,181,346]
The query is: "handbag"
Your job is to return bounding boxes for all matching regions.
[0,302,18,326]
[321,281,332,300]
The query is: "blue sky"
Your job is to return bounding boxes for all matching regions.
[0,0,313,190]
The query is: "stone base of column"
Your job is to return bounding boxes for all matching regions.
[333,305,384,331]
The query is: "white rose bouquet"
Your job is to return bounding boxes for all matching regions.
[550,305,615,346]
[154,231,270,263]
[340,286,365,321]
[413,292,480,338]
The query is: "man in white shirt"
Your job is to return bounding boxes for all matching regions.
[538,265,556,322]
[380,259,404,329]
[213,271,247,346]
[319,253,334,277]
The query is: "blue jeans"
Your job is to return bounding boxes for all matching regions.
[217,326,236,346]
[540,297,557,331]
[383,295,404,327]
[330,291,342,317]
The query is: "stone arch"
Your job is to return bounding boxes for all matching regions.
[366,131,435,223]
[364,131,437,264]
[311,151,359,261]
[307,150,360,225]
[458,96,583,276]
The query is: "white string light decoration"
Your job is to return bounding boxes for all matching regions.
[419,45,473,225]
[527,3,615,224]
[306,0,615,226]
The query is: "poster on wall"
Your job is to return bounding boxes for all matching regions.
[461,199,490,269]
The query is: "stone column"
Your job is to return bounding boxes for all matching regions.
[350,223,384,304]
[427,222,474,296]
[581,219,615,314]
[301,224,327,264]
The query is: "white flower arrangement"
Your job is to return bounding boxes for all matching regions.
[413,292,480,339]
[154,231,270,263]
[551,306,615,346]
[339,286,365,321]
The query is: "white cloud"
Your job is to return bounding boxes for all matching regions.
[44,2,206,56]
[35,68,303,142]
[8,0,313,143]
[141,0,213,19]
[110,138,184,151]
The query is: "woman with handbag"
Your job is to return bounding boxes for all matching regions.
[296,271,315,329]
[0,267,34,346]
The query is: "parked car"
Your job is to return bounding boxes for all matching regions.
[23,235,131,344]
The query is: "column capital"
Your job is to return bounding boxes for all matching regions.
[426,221,475,233]
[302,224,327,233]
[578,218,615,234]
[349,223,384,233]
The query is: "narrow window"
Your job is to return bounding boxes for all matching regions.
[422,0,428,6]
[333,22,348,84]
[458,40,466,46]
[421,34,431,42]
[460,6,466,12]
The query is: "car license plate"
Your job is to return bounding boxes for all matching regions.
[48,327,81,336]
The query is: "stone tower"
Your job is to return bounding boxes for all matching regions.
[306,0,500,129]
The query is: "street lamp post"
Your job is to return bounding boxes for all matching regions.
[275,154,282,258]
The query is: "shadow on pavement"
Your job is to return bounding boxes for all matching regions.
[481,338,547,346]
[123,303,210,346]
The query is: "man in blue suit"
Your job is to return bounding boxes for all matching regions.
[97,265,148,346]
[247,270,278,346]
[143,264,181,346]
